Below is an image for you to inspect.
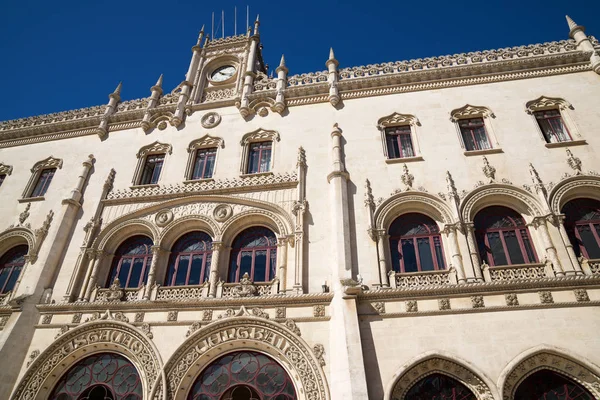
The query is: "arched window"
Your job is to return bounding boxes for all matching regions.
[107,236,153,288]
[188,351,296,400]
[474,206,537,266]
[228,227,277,282]
[389,213,445,273]
[562,198,600,259]
[514,369,593,400]
[0,245,28,294]
[49,353,142,400]
[405,373,475,400]
[165,232,213,286]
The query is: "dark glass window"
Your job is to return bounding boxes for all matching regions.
[139,154,164,185]
[188,351,297,400]
[107,236,153,288]
[166,232,213,286]
[474,206,537,266]
[49,353,142,400]
[228,227,277,282]
[385,126,415,159]
[405,373,476,400]
[247,142,272,174]
[562,198,600,259]
[534,109,572,143]
[191,148,217,180]
[31,168,56,197]
[458,118,491,151]
[0,174,6,188]
[0,245,28,294]
[514,369,593,400]
[389,213,446,273]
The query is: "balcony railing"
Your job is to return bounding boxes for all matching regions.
[389,269,457,289]
[483,263,552,282]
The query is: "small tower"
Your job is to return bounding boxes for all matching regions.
[273,55,288,114]
[141,74,163,132]
[96,82,121,139]
[566,15,600,74]
[326,48,340,106]
[172,28,205,127]
[239,16,262,117]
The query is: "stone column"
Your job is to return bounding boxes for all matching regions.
[143,246,162,300]
[532,216,564,277]
[276,238,288,291]
[376,230,390,287]
[83,251,106,301]
[464,223,483,282]
[208,242,223,297]
[76,249,96,301]
[444,225,466,284]
[555,215,583,275]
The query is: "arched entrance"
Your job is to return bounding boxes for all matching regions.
[514,369,594,400]
[49,353,142,400]
[188,351,296,400]
[405,373,475,400]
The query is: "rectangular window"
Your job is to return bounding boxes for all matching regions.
[385,126,415,159]
[0,174,5,187]
[139,154,165,185]
[534,110,571,143]
[31,168,56,197]
[459,118,491,151]
[191,148,217,180]
[247,142,272,174]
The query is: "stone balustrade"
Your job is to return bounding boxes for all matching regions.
[390,269,456,289]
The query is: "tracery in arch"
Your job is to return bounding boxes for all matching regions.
[460,184,543,223]
[374,192,455,231]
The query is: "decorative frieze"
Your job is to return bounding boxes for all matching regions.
[313,305,325,317]
[41,314,52,325]
[471,295,485,308]
[538,291,554,304]
[71,313,82,324]
[438,299,451,310]
[313,344,326,367]
[405,300,418,313]
[574,289,590,302]
[505,293,519,306]
[167,311,178,322]
[275,307,286,319]
[373,302,385,314]
[134,312,145,323]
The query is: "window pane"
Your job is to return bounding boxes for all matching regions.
[117,259,132,285]
[189,255,204,285]
[487,232,508,266]
[150,160,163,184]
[503,231,525,265]
[520,230,537,263]
[386,134,400,159]
[229,253,239,282]
[0,268,11,292]
[461,128,476,151]
[390,239,401,272]
[239,252,253,278]
[166,258,176,286]
[399,134,415,157]
[473,126,491,150]
[129,258,145,288]
[417,238,434,271]
[248,145,260,174]
[31,169,55,197]
[259,148,271,172]
[269,250,277,280]
[4,266,21,292]
[401,239,418,273]
[578,225,600,259]
[204,151,216,178]
[192,153,206,180]
[434,237,445,269]
[175,256,190,286]
[140,163,155,185]
[536,118,555,143]
[254,250,267,282]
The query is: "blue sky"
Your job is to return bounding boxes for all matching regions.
[0,0,597,121]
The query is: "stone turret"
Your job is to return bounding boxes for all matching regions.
[566,15,600,74]
[172,28,205,127]
[141,74,163,132]
[273,55,288,114]
[326,48,340,106]
[238,16,261,118]
[96,82,121,139]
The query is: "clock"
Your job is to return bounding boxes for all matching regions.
[210,65,236,82]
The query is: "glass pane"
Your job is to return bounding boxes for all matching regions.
[401,239,418,273]
[254,250,267,282]
[503,230,525,265]
[461,128,476,151]
[175,256,190,286]
[400,134,415,157]
[166,258,176,286]
[228,254,239,282]
[117,259,132,286]
[406,373,476,400]
[390,239,401,272]
[0,268,10,292]
[248,146,260,173]
[270,250,277,280]
[473,126,491,150]
[386,134,400,159]
[192,154,206,180]
[578,225,600,259]
[4,266,21,292]
[239,252,253,279]
[129,258,145,288]
[32,169,55,197]
[259,148,271,172]
[204,152,216,178]
[537,118,555,143]
[515,369,594,400]
[417,238,435,271]
[521,230,537,263]
[189,255,204,285]
[150,161,162,184]
[487,232,508,266]
[434,237,445,269]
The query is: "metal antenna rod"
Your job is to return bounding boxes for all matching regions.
[211,12,214,41]
[222,10,224,38]
[234,6,237,35]
[246,6,249,33]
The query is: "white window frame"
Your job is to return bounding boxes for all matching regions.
[525,96,586,148]
[450,104,502,156]
[184,134,224,182]
[377,112,423,163]
[20,156,63,202]
[239,128,280,176]
[132,141,172,187]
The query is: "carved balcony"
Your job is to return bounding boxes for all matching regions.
[217,275,280,298]
[389,269,457,289]
[0,291,11,306]
[482,263,551,282]
[91,286,144,302]
[155,283,209,301]
[581,258,600,275]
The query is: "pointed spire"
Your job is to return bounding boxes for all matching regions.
[155,74,163,87]
[279,54,286,67]
[253,14,260,35]
[113,82,122,95]
[329,47,335,60]
[255,14,260,23]
[200,24,205,34]
[566,15,578,30]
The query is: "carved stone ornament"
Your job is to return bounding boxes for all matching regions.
[187,134,225,153]
[202,309,213,321]
[187,321,202,337]
[200,112,221,128]
[377,112,420,129]
[30,156,63,173]
[313,305,325,317]
[482,156,496,182]
[136,140,173,159]
[539,291,554,304]
[240,128,280,145]
[251,308,270,319]
[26,350,40,367]
[471,295,485,308]
[525,95,573,113]
[282,319,301,336]
[574,288,590,302]
[566,149,582,175]
[406,300,418,313]
[71,313,82,324]
[155,209,174,227]
[168,311,178,321]
[450,104,495,121]
[438,298,451,310]
[134,312,144,322]
[275,307,286,319]
[401,164,414,190]
[505,293,519,306]
[373,302,385,314]
[84,310,129,323]
[213,204,233,222]
[54,325,70,339]
[313,344,326,367]
[230,273,257,297]
[0,162,13,176]
[105,278,124,302]
[140,323,153,339]
[41,314,52,324]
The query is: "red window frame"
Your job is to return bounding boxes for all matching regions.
[475,206,538,266]
[31,168,56,197]
[247,142,272,174]
[534,109,572,143]
[140,154,165,185]
[385,126,415,159]
[389,213,446,273]
[458,118,492,151]
[562,198,600,260]
[191,148,217,180]
[228,227,277,282]
[107,236,153,288]
[165,232,213,286]
[0,245,28,294]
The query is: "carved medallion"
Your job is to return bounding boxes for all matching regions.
[155,209,174,227]
[201,112,221,128]
[213,204,233,222]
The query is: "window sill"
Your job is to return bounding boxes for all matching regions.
[183,178,214,184]
[19,196,45,203]
[240,172,273,178]
[130,184,159,190]
[385,156,424,164]
[463,148,503,157]
[545,139,587,149]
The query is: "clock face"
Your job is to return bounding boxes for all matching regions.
[210,65,236,82]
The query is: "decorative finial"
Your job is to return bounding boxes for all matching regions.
[255,14,260,23]
[113,82,122,96]
[529,163,543,185]
[365,179,375,208]
[155,74,163,87]
[446,171,458,199]
[401,164,414,190]
[566,15,578,30]
[279,54,286,67]
[19,203,31,225]
[566,149,582,174]
[482,156,496,183]
[200,24,205,34]
[329,47,335,60]
[297,146,306,167]
[332,123,341,135]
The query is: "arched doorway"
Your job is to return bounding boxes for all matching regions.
[49,353,142,400]
[514,369,594,400]
[404,373,475,400]
[187,351,297,400]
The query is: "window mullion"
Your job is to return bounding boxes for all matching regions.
[499,230,513,265]
[414,237,422,272]
[574,225,589,259]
